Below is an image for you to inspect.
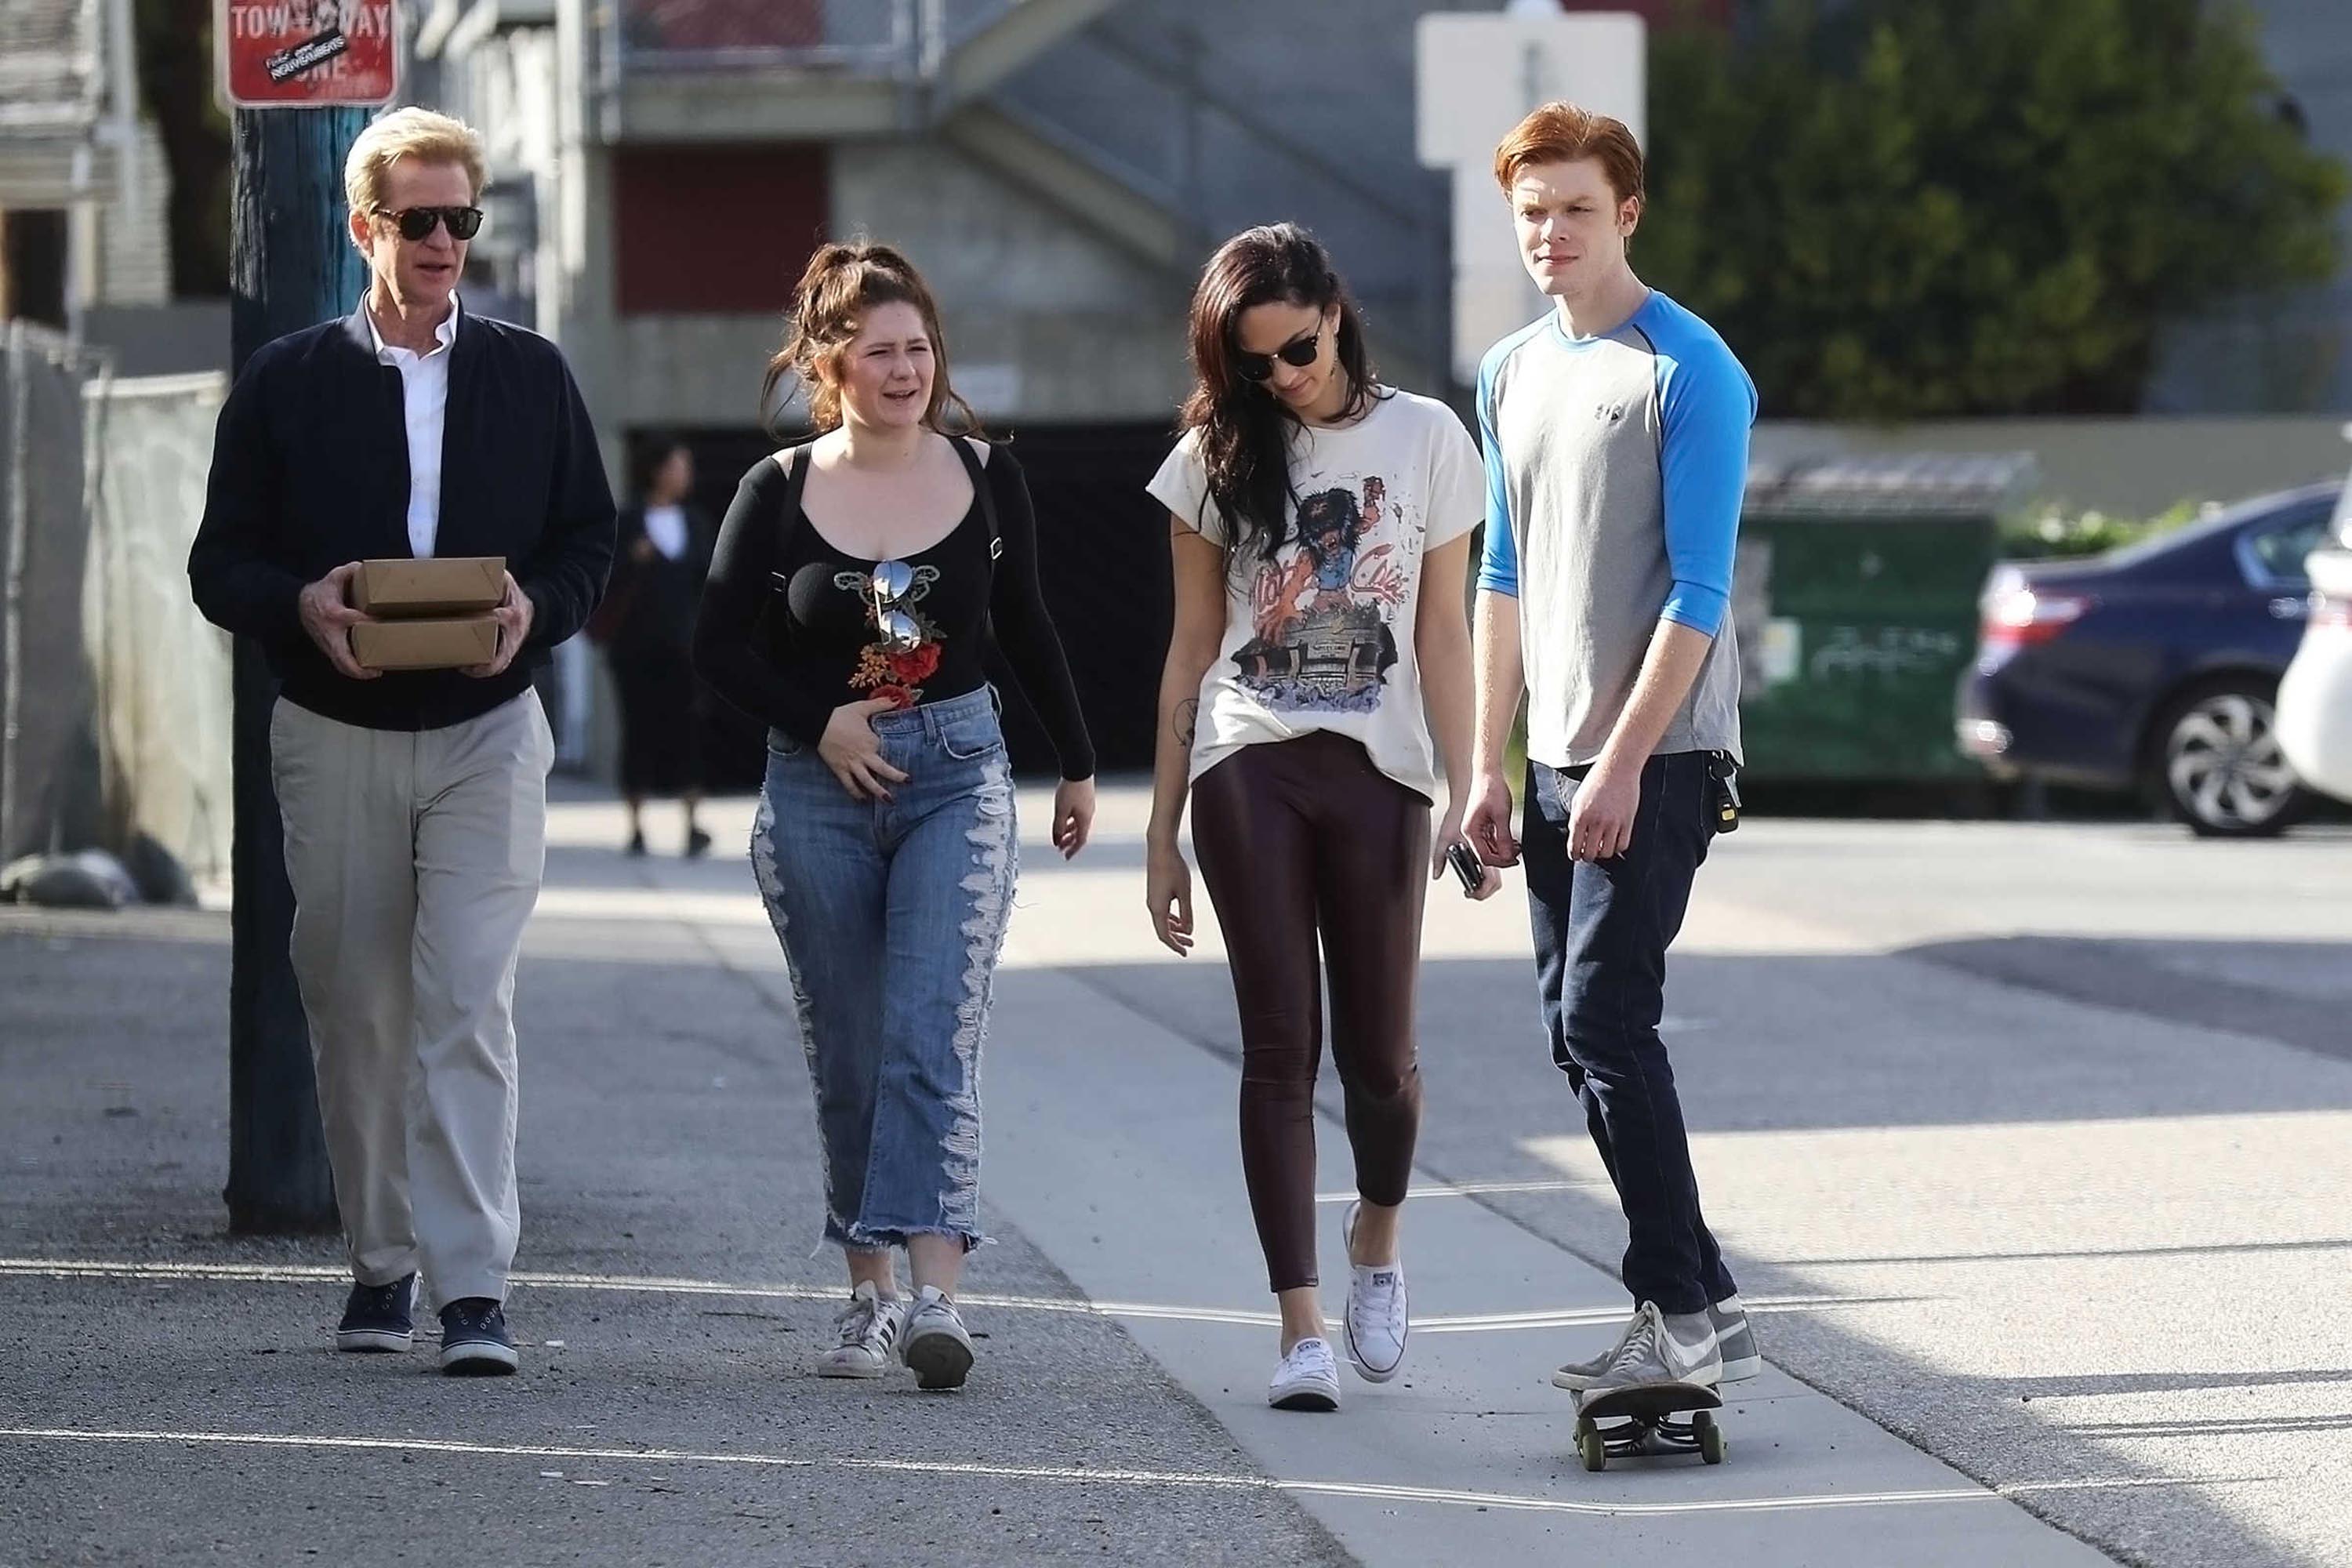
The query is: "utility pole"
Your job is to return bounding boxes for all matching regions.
[214,1,398,1232]
[222,105,366,1234]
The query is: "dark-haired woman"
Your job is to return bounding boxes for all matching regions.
[600,434,713,856]
[694,242,1097,1391]
[1145,223,1496,1412]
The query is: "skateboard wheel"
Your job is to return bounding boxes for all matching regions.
[1578,1430,1608,1472]
[1700,1422,1726,1465]
[1573,1415,1595,1440]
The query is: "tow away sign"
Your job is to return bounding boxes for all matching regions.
[217,1,400,109]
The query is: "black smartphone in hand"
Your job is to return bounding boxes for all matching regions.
[1446,840,1486,895]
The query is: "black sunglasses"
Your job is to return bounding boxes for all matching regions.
[378,205,485,242]
[1234,325,1323,382]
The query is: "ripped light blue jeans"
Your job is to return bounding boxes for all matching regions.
[750,687,1018,1254]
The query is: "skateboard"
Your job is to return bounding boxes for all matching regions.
[1572,1380,1726,1471]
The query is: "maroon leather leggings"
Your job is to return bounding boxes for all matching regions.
[1192,731,1430,1292]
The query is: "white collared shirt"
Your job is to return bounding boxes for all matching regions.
[365,298,460,559]
[642,503,688,561]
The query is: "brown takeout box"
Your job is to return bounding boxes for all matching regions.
[351,616,501,672]
[352,557,506,617]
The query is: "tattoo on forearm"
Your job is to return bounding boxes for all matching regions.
[1174,698,1199,751]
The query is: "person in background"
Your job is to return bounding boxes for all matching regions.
[595,434,714,856]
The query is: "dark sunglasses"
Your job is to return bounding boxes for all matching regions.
[1234,325,1323,382]
[377,205,485,242]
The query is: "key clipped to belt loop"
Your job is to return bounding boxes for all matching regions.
[1708,750,1742,834]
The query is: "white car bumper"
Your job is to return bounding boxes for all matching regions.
[2278,551,2352,803]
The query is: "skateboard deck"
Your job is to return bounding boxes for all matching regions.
[1573,1380,1727,1470]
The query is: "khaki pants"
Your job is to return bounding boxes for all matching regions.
[269,691,553,1308]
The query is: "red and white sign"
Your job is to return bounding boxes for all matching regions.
[216,1,401,110]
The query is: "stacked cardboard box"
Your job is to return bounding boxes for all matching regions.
[350,557,507,671]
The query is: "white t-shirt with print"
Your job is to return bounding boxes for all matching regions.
[1145,387,1485,801]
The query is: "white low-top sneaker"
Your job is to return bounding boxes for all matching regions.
[1341,1201,1409,1383]
[1269,1336,1342,1412]
[815,1282,905,1379]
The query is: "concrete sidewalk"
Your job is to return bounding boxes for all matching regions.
[997,793,2352,1568]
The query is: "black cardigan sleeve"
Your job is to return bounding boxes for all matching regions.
[691,459,837,746]
[187,347,307,649]
[984,448,1097,781]
[517,358,619,650]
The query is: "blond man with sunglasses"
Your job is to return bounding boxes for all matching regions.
[189,107,615,1374]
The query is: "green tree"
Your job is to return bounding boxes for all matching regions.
[1638,0,2348,416]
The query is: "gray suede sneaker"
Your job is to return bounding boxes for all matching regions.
[1552,1306,1636,1392]
[1711,1295,1761,1382]
[1580,1301,1720,1396]
[1554,1296,1757,1390]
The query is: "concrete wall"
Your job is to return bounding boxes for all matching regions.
[606,313,776,430]
[1754,416,2352,517]
[829,139,1193,424]
[997,0,1458,396]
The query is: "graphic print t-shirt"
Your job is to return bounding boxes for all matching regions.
[1145,389,1485,800]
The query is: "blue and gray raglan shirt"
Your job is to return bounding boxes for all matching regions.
[1475,289,1755,768]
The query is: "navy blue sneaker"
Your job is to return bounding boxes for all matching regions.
[437,1298,519,1376]
[336,1273,416,1353]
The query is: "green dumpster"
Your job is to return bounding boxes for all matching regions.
[1731,454,2032,782]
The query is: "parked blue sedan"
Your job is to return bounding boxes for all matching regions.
[1957,483,2337,836]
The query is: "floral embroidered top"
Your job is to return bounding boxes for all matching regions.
[693,437,1096,780]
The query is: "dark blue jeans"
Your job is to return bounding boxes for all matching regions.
[1525,749,1736,1316]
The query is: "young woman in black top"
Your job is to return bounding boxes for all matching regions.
[694,243,1095,1391]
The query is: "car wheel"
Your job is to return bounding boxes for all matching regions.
[2151,681,2313,838]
